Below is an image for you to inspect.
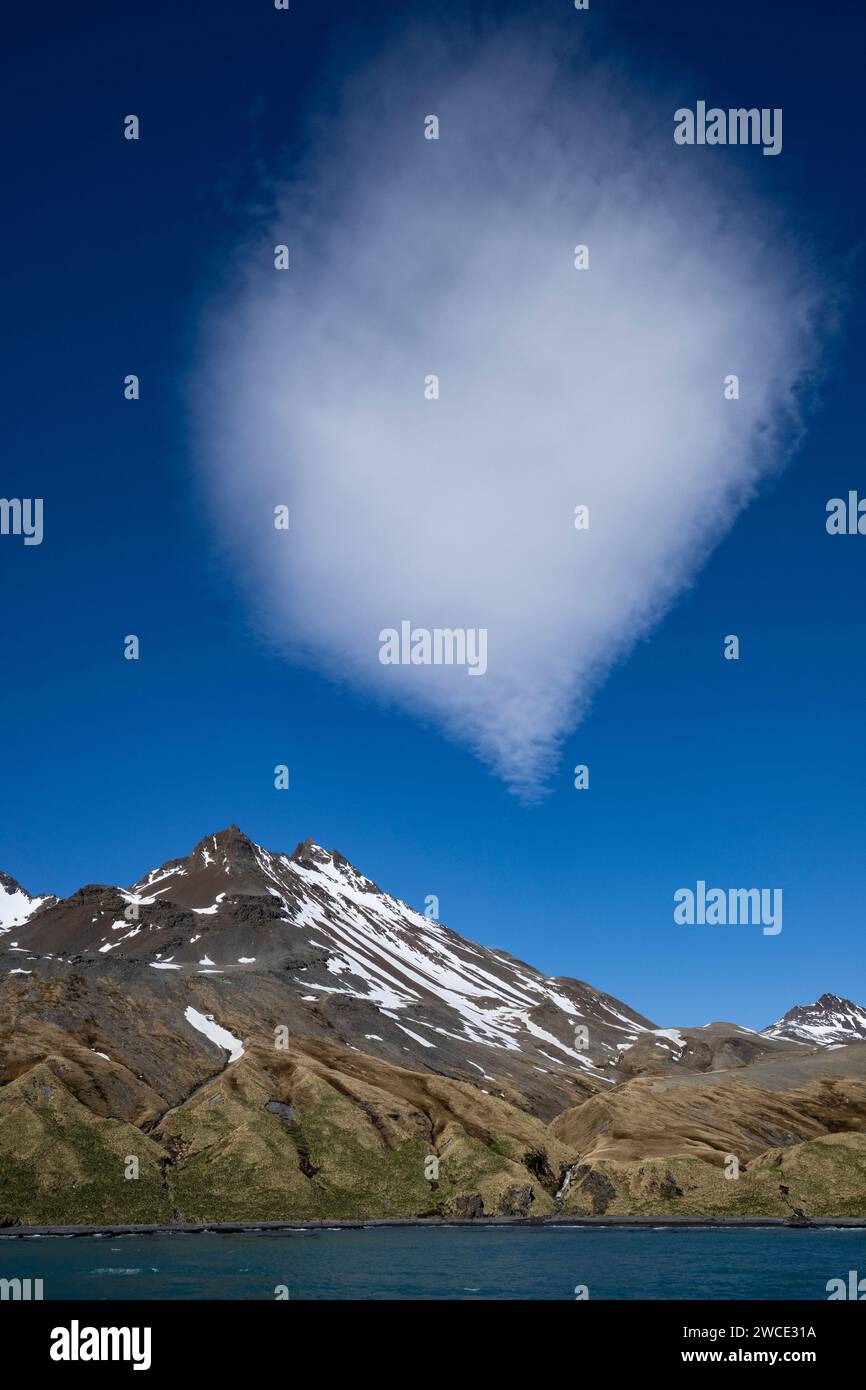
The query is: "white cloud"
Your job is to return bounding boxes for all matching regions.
[197,28,828,797]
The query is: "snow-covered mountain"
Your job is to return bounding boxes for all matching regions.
[4,828,866,1228]
[762,993,866,1048]
[4,829,863,1118]
[0,825,658,1107]
[0,870,54,934]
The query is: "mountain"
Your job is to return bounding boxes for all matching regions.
[1,826,866,1227]
[3,824,659,1116]
[0,870,54,934]
[762,994,866,1048]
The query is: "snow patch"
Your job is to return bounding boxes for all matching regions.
[184,1006,245,1062]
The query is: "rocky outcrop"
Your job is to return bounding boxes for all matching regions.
[497,1183,534,1217]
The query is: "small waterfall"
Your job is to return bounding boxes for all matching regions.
[555,1163,578,1205]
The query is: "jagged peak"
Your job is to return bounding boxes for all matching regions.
[0,871,56,931]
[772,993,864,1022]
[192,824,255,853]
[290,837,333,868]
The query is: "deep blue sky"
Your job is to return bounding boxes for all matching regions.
[2,0,864,1029]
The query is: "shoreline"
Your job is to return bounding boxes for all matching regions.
[3,1214,866,1238]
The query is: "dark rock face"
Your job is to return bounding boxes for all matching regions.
[636,1165,683,1200]
[497,1183,534,1217]
[575,1167,616,1215]
[658,1170,683,1200]
[523,1149,556,1193]
[450,1193,485,1219]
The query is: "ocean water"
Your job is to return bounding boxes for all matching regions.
[2,1226,865,1300]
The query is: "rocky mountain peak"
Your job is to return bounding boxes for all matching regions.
[191,825,261,873]
[0,870,55,933]
[762,993,866,1047]
[289,837,331,869]
[4,827,865,1135]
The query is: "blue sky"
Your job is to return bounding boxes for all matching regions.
[2,0,864,1030]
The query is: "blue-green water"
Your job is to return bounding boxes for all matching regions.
[2,1227,865,1299]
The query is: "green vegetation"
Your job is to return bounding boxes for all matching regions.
[2,1055,865,1226]
[0,1066,171,1225]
